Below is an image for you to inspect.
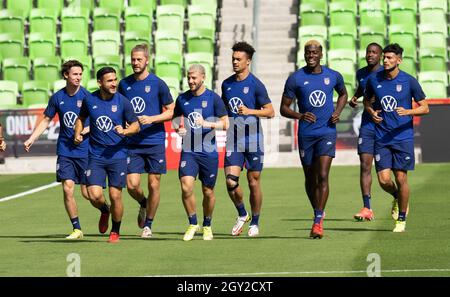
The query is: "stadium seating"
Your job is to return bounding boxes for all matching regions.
[60,32,89,58]
[28,32,56,59]
[123,31,152,57]
[61,7,90,36]
[0,9,25,40]
[0,80,19,108]
[93,7,121,32]
[37,0,64,16]
[91,30,121,57]
[29,9,58,39]
[2,57,30,90]
[22,81,50,108]
[125,7,153,33]
[6,0,32,18]
[33,57,61,87]
[129,0,157,15]
[53,79,67,92]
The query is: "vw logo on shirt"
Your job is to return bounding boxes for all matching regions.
[96,116,113,132]
[187,112,203,129]
[309,90,326,107]
[228,97,244,114]
[130,96,146,114]
[63,111,78,128]
[381,95,397,112]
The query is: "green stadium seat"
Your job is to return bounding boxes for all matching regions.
[298,25,327,44]
[187,29,215,53]
[129,0,157,15]
[418,71,448,85]
[0,80,19,107]
[91,30,121,57]
[155,53,183,81]
[124,56,133,76]
[125,7,153,33]
[188,5,216,31]
[329,2,357,37]
[94,55,123,79]
[359,26,386,50]
[328,58,356,88]
[328,49,357,65]
[61,7,90,36]
[93,7,121,32]
[359,0,388,14]
[155,30,183,56]
[419,0,448,11]
[37,0,64,17]
[160,0,187,6]
[0,10,25,40]
[160,76,180,100]
[123,31,152,56]
[6,0,32,18]
[299,2,327,26]
[2,57,30,90]
[87,79,99,92]
[53,79,67,92]
[329,29,356,50]
[63,55,93,86]
[98,0,125,14]
[419,31,446,53]
[419,7,447,33]
[388,30,416,60]
[420,80,447,98]
[60,32,89,58]
[0,33,23,59]
[389,2,416,28]
[400,56,417,77]
[33,57,61,87]
[419,55,447,72]
[191,0,218,10]
[29,9,58,39]
[156,5,185,33]
[359,9,386,35]
[22,80,50,108]
[66,0,94,11]
[419,47,447,62]
[28,32,56,59]
[389,0,418,12]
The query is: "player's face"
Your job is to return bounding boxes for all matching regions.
[187,70,205,93]
[304,45,322,68]
[131,51,149,74]
[366,45,382,66]
[383,52,402,71]
[232,51,250,74]
[98,72,118,95]
[64,66,83,87]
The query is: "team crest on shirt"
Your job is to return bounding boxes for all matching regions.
[324,78,330,85]
[112,105,117,112]
[243,87,249,94]
[396,84,402,92]
[77,100,82,108]
[145,85,151,93]
[202,100,208,108]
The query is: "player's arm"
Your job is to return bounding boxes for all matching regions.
[363,95,383,124]
[138,102,175,125]
[73,116,86,145]
[331,86,348,123]
[238,102,275,118]
[197,115,229,130]
[115,120,140,136]
[115,99,141,136]
[396,99,429,116]
[24,116,52,152]
[280,95,316,122]
[0,124,5,151]
[349,84,364,108]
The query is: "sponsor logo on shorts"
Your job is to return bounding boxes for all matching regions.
[120,172,125,176]
[358,138,363,144]
[327,141,332,145]
[300,150,305,158]
[226,151,232,157]
[253,157,258,161]
[375,154,380,162]
[56,163,60,171]
[181,161,186,168]
[86,169,91,177]
[405,156,411,160]
[210,174,215,178]
[127,157,130,164]
[159,159,164,163]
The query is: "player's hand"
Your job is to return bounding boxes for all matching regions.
[395,107,410,116]
[138,115,153,125]
[238,105,250,115]
[331,111,340,124]
[349,96,358,108]
[371,110,383,123]
[300,112,316,123]
[23,138,34,152]
[0,139,5,152]
[177,127,187,136]
[73,134,83,145]
[80,126,90,136]
[114,125,125,135]
[195,117,204,127]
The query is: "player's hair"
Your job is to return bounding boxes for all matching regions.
[366,42,382,52]
[61,60,83,79]
[304,39,322,51]
[96,67,116,81]
[232,42,256,59]
[383,43,403,57]
[188,64,205,75]
[131,43,150,59]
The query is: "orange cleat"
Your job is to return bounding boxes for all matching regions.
[354,207,374,221]
[108,232,120,243]
[98,212,110,234]
[310,223,323,239]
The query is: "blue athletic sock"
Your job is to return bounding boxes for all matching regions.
[363,194,371,209]
[188,214,198,225]
[99,203,109,214]
[236,203,247,217]
[144,217,153,228]
[250,214,259,226]
[138,198,147,208]
[203,216,212,227]
[111,220,121,234]
[70,217,81,230]
[398,211,407,221]
[314,209,324,224]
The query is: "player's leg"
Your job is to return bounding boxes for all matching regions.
[224,149,248,222]
[127,153,148,228]
[201,184,215,241]
[106,159,127,243]
[354,153,375,221]
[198,154,218,240]
[140,173,161,238]
[62,179,83,239]
[247,170,262,236]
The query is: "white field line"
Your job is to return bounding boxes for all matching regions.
[146,268,450,277]
[0,182,60,202]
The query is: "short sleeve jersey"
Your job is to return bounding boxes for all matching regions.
[356,66,383,130]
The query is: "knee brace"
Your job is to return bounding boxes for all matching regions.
[226,174,240,192]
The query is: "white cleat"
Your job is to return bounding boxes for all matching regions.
[183,224,200,241]
[141,226,152,238]
[202,226,213,241]
[66,229,83,240]
[393,220,406,233]
[248,225,259,237]
[231,213,250,236]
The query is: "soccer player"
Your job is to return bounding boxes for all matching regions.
[0,124,5,151]
[363,43,429,232]
[74,67,140,243]
[23,60,100,240]
[221,42,274,237]
[172,64,229,241]
[118,44,175,238]
[280,40,348,239]
[349,43,383,221]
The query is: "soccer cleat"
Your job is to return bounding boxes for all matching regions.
[310,223,323,239]
[141,226,152,238]
[66,229,83,240]
[108,232,120,243]
[391,199,410,220]
[137,207,146,228]
[202,226,213,241]
[231,213,251,236]
[183,224,200,241]
[98,211,110,234]
[248,225,260,237]
[354,207,374,221]
[393,220,406,233]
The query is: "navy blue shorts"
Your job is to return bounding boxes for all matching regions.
[178,151,218,188]
[357,127,375,155]
[298,133,336,167]
[56,156,88,184]
[86,157,128,188]
[127,144,167,174]
[224,145,264,172]
[374,141,415,172]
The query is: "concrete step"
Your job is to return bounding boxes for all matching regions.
[257,21,296,31]
[258,14,298,23]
